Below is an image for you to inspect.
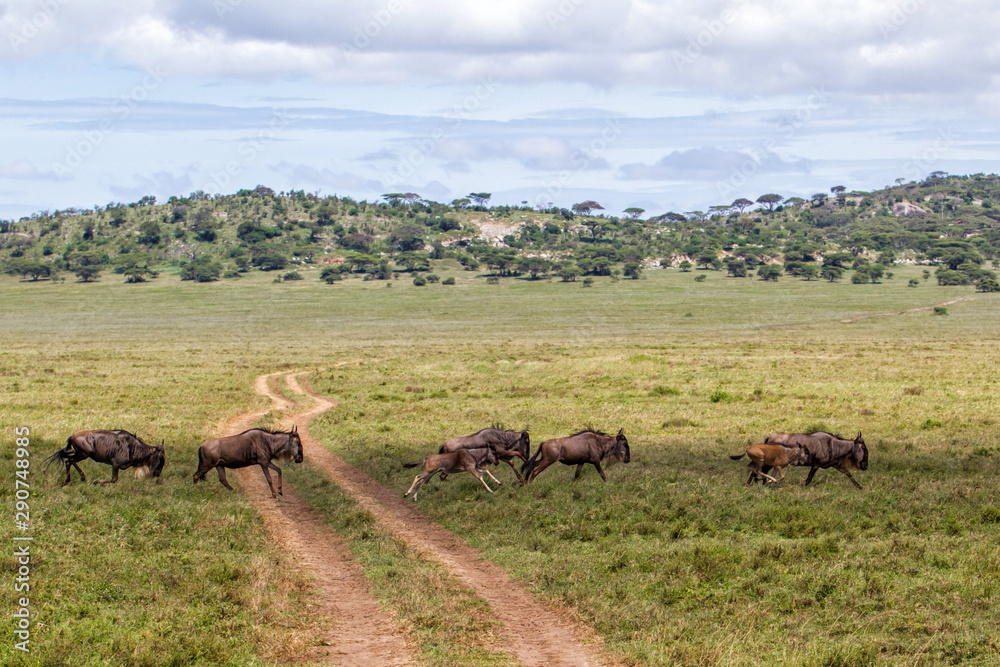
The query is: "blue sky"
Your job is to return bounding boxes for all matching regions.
[2,0,999,219]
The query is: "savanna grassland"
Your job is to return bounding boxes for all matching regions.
[2,263,999,666]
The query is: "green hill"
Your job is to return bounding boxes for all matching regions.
[2,175,999,291]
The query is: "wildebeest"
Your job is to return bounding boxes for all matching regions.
[438,425,530,483]
[730,443,809,486]
[193,425,303,498]
[403,447,499,501]
[522,428,630,483]
[46,430,165,486]
[765,431,868,489]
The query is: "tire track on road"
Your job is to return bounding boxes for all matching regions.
[218,371,416,667]
[282,371,614,667]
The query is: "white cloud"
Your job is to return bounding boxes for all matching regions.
[618,147,810,181]
[0,160,60,180]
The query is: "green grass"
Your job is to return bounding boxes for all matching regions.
[2,265,999,665]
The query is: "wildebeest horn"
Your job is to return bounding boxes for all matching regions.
[617,428,624,436]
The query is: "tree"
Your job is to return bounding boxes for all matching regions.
[468,192,491,207]
[138,219,162,246]
[799,264,820,281]
[623,207,645,220]
[810,193,829,207]
[821,265,844,282]
[558,264,582,282]
[623,262,642,279]
[977,276,1000,292]
[727,259,747,277]
[451,198,471,209]
[678,260,693,272]
[75,266,101,282]
[831,185,847,202]
[180,257,222,282]
[572,200,604,216]
[190,209,218,242]
[582,219,604,240]
[389,224,425,252]
[123,268,156,283]
[320,266,343,284]
[4,259,52,281]
[823,252,852,268]
[518,256,553,280]
[757,265,783,281]
[731,198,754,214]
[696,251,717,269]
[756,194,784,211]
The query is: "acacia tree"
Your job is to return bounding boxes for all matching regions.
[756,194,784,211]
[731,198,754,214]
[572,200,604,216]
[623,207,645,220]
[468,192,491,207]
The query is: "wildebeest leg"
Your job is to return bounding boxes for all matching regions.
[527,458,554,483]
[259,464,279,498]
[836,466,863,489]
[62,461,73,487]
[469,466,494,494]
[505,459,525,484]
[216,465,234,491]
[574,463,584,480]
[803,466,819,486]
[439,473,449,481]
[745,466,758,486]
[759,470,779,484]
[594,461,607,482]
[71,461,87,482]
[267,462,283,496]
[482,467,503,486]
[96,467,120,485]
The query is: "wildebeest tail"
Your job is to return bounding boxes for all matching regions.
[729,452,747,460]
[402,461,422,469]
[45,439,74,470]
[521,446,542,479]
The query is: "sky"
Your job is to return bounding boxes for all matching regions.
[1,0,999,220]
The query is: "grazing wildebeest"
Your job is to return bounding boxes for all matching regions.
[46,430,165,486]
[438,425,530,483]
[403,447,499,501]
[193,425,303,498]
[730,443,810,486]
[765,431,868,489]
[522,428,630,484]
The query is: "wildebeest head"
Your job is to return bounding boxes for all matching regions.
[288,425,303,463]
[852,431,868,470]
[484,446,499,466]
[152,441,166,478]
[514,428,530,459]
[613,428,631,464]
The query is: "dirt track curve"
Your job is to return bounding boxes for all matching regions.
[219,371,416,666]
[279,371,612,667]
[840,296,977,323]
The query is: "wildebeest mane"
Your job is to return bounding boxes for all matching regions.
[810,430,846,440]
[236,426,293,436]
[570,427,609,437]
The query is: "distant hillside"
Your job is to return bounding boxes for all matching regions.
[2,175,999,291]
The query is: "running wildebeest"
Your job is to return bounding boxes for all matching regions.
[730,443,810,486]
[47,430,165,486]
[522,428,630,484]
[193,425,303,498]
[403,447,499,501]
[766,431,868,489]
[438,425,530,483]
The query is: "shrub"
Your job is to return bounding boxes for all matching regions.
[709,390,736,403]
[976,276,1000,292]
[908,278,920,287]
[582,277,594,287]
[920,418,943,429]
[486,276,500,285]
[650,386,681,396]
[424,274,440,283]
[282,271,303,281]
[933,307,948,316]
[412,276,426,286]
[694,274,706,282]
[222,269,241,279]
[442,276,455,285]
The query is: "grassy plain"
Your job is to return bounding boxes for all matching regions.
[2,264,999,666]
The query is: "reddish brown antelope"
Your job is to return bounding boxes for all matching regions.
[47,430,165,486]
[438,425,530,483]
[730,443,809,486]
[522,428,630,483]
[193,426,303,498]
[403,447,498,501]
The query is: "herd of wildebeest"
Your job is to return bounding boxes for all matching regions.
[46,422,869,499]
